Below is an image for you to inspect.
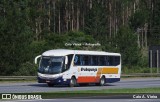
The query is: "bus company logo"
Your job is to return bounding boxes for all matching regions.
[81,68,97,72]
[2,94,11,99]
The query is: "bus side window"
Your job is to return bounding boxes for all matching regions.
[92,56,98,66]
[74,55,85,66]
[84,55,90,65]
[99,56,105,66]
[114,56,120,65]
[80,55,84,65]
[91,56,93,65]
[106,56,120,66]
[107,56,113,66]
[88,56,92,65]
[105,56,109,66]
[74,55,79,65]
[74,55,82,65]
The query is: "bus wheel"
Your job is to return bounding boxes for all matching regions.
[47,83,54,87]
[96,76,105,86]
[69,77,77,87]
[100,76,105,86]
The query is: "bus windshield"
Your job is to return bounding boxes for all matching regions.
[38,56,64,74]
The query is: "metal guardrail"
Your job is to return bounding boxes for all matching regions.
[0,76,37,80]
[122,73,160,77]
[0,73,160,81]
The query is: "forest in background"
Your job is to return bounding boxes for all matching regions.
[0,0,160,75]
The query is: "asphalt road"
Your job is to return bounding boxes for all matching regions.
[0,78,160,93]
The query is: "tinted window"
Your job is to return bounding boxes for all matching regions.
[74,55,85,65]
[74,54,120,66]
[91,56,98,65]
[99,56,106,66]
[74,55,81,65]
[114,56,120,65]
[83,55,88,65]
[108,56,114,66]
[65,54,73,70]
[107,56,120,66]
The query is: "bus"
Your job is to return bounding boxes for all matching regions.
[35,49,121,87]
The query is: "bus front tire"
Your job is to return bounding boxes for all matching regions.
[69,77,77,87]
[96,76,105,86]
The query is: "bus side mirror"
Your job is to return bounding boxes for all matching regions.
[35,55,41,64]
[65,56,68,65]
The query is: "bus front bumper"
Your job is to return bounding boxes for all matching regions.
[37,76,70,85]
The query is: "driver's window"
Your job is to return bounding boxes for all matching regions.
[62,54,73,72]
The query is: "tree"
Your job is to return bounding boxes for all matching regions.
[148,0,160,45]
[115,26,141,67]
[84,0,108,45]
[0,0,33,75]
[45,31,102,50]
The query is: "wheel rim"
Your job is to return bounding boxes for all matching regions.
[101,77,105,85]
[70,78,75,87]
[71,79,74,85]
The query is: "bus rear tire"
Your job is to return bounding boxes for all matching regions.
[69,77,77,87]
[47,83,54,87]
[96,76,105,86]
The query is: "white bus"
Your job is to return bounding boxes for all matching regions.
[35,49,121,87]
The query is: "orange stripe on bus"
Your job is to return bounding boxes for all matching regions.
[101,68,118,74]
[77,76,100,83]
[77,67,118,83]
[96,68,102,77]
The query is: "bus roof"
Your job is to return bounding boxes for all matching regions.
[42,49,121,56]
